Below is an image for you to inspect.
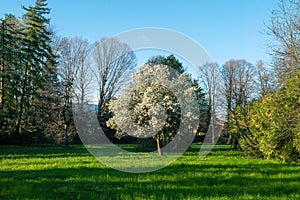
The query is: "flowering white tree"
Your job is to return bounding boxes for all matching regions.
[107,64,199,156]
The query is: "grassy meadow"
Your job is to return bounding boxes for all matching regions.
[0,144,299,200]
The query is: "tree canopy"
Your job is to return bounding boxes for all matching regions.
[107,64,200,155]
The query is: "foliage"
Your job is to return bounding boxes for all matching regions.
[0,1,136,145]
[0,14,22,139]
[0,0,57,144]
[147,55,210,140]
[107,64,199,155]
[232,71,300,162]
[226,1,300,162]
[146,54,185,74]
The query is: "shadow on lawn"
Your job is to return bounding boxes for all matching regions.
[0,145,91,159]
[0,144,154,159]
[1,145,299,199]
[1,161,299,199]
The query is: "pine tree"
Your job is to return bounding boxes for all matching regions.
[14,0,55,138]
[146,54,185,74]
[0,15,23,140]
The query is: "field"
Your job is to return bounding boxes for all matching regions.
[0,144,299,200]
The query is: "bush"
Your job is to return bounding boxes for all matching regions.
[238,71,300,162]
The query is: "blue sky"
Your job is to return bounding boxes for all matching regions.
[1,0,279,67]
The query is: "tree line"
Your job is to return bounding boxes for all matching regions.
[0,0,138,145]
[0,0,56,144]
[0,0,299,162]
[0,0,209,147]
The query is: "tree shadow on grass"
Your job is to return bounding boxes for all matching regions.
[1,161,299,200]
[0,145,90,159]
[1,145,299,199]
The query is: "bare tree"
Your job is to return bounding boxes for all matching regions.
[92,37,136,117]
[222,59,258,149]
[267,0,300,82]
[223,60,257,109]
[198,62,225,143]
[256,60,273,97]
[74,41,92,107]
[55,37,90,146]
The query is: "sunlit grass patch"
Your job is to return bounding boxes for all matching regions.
[0,144,299,199]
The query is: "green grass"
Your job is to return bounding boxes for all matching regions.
[0,144,299,200]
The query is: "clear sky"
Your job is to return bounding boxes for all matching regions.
[1,0,279,66]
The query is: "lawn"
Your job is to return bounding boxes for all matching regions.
[0,144,299,200]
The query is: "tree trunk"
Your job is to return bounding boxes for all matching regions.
[64,124,69,147]
[227,133,232,144]
[156,138,162,156]
[16,91,25,135]
[0,22,4,131]
[211,114,215,143]
[233,136,239,149]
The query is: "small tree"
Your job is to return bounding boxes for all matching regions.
[148,54,210,143]
[107,64,198,156]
